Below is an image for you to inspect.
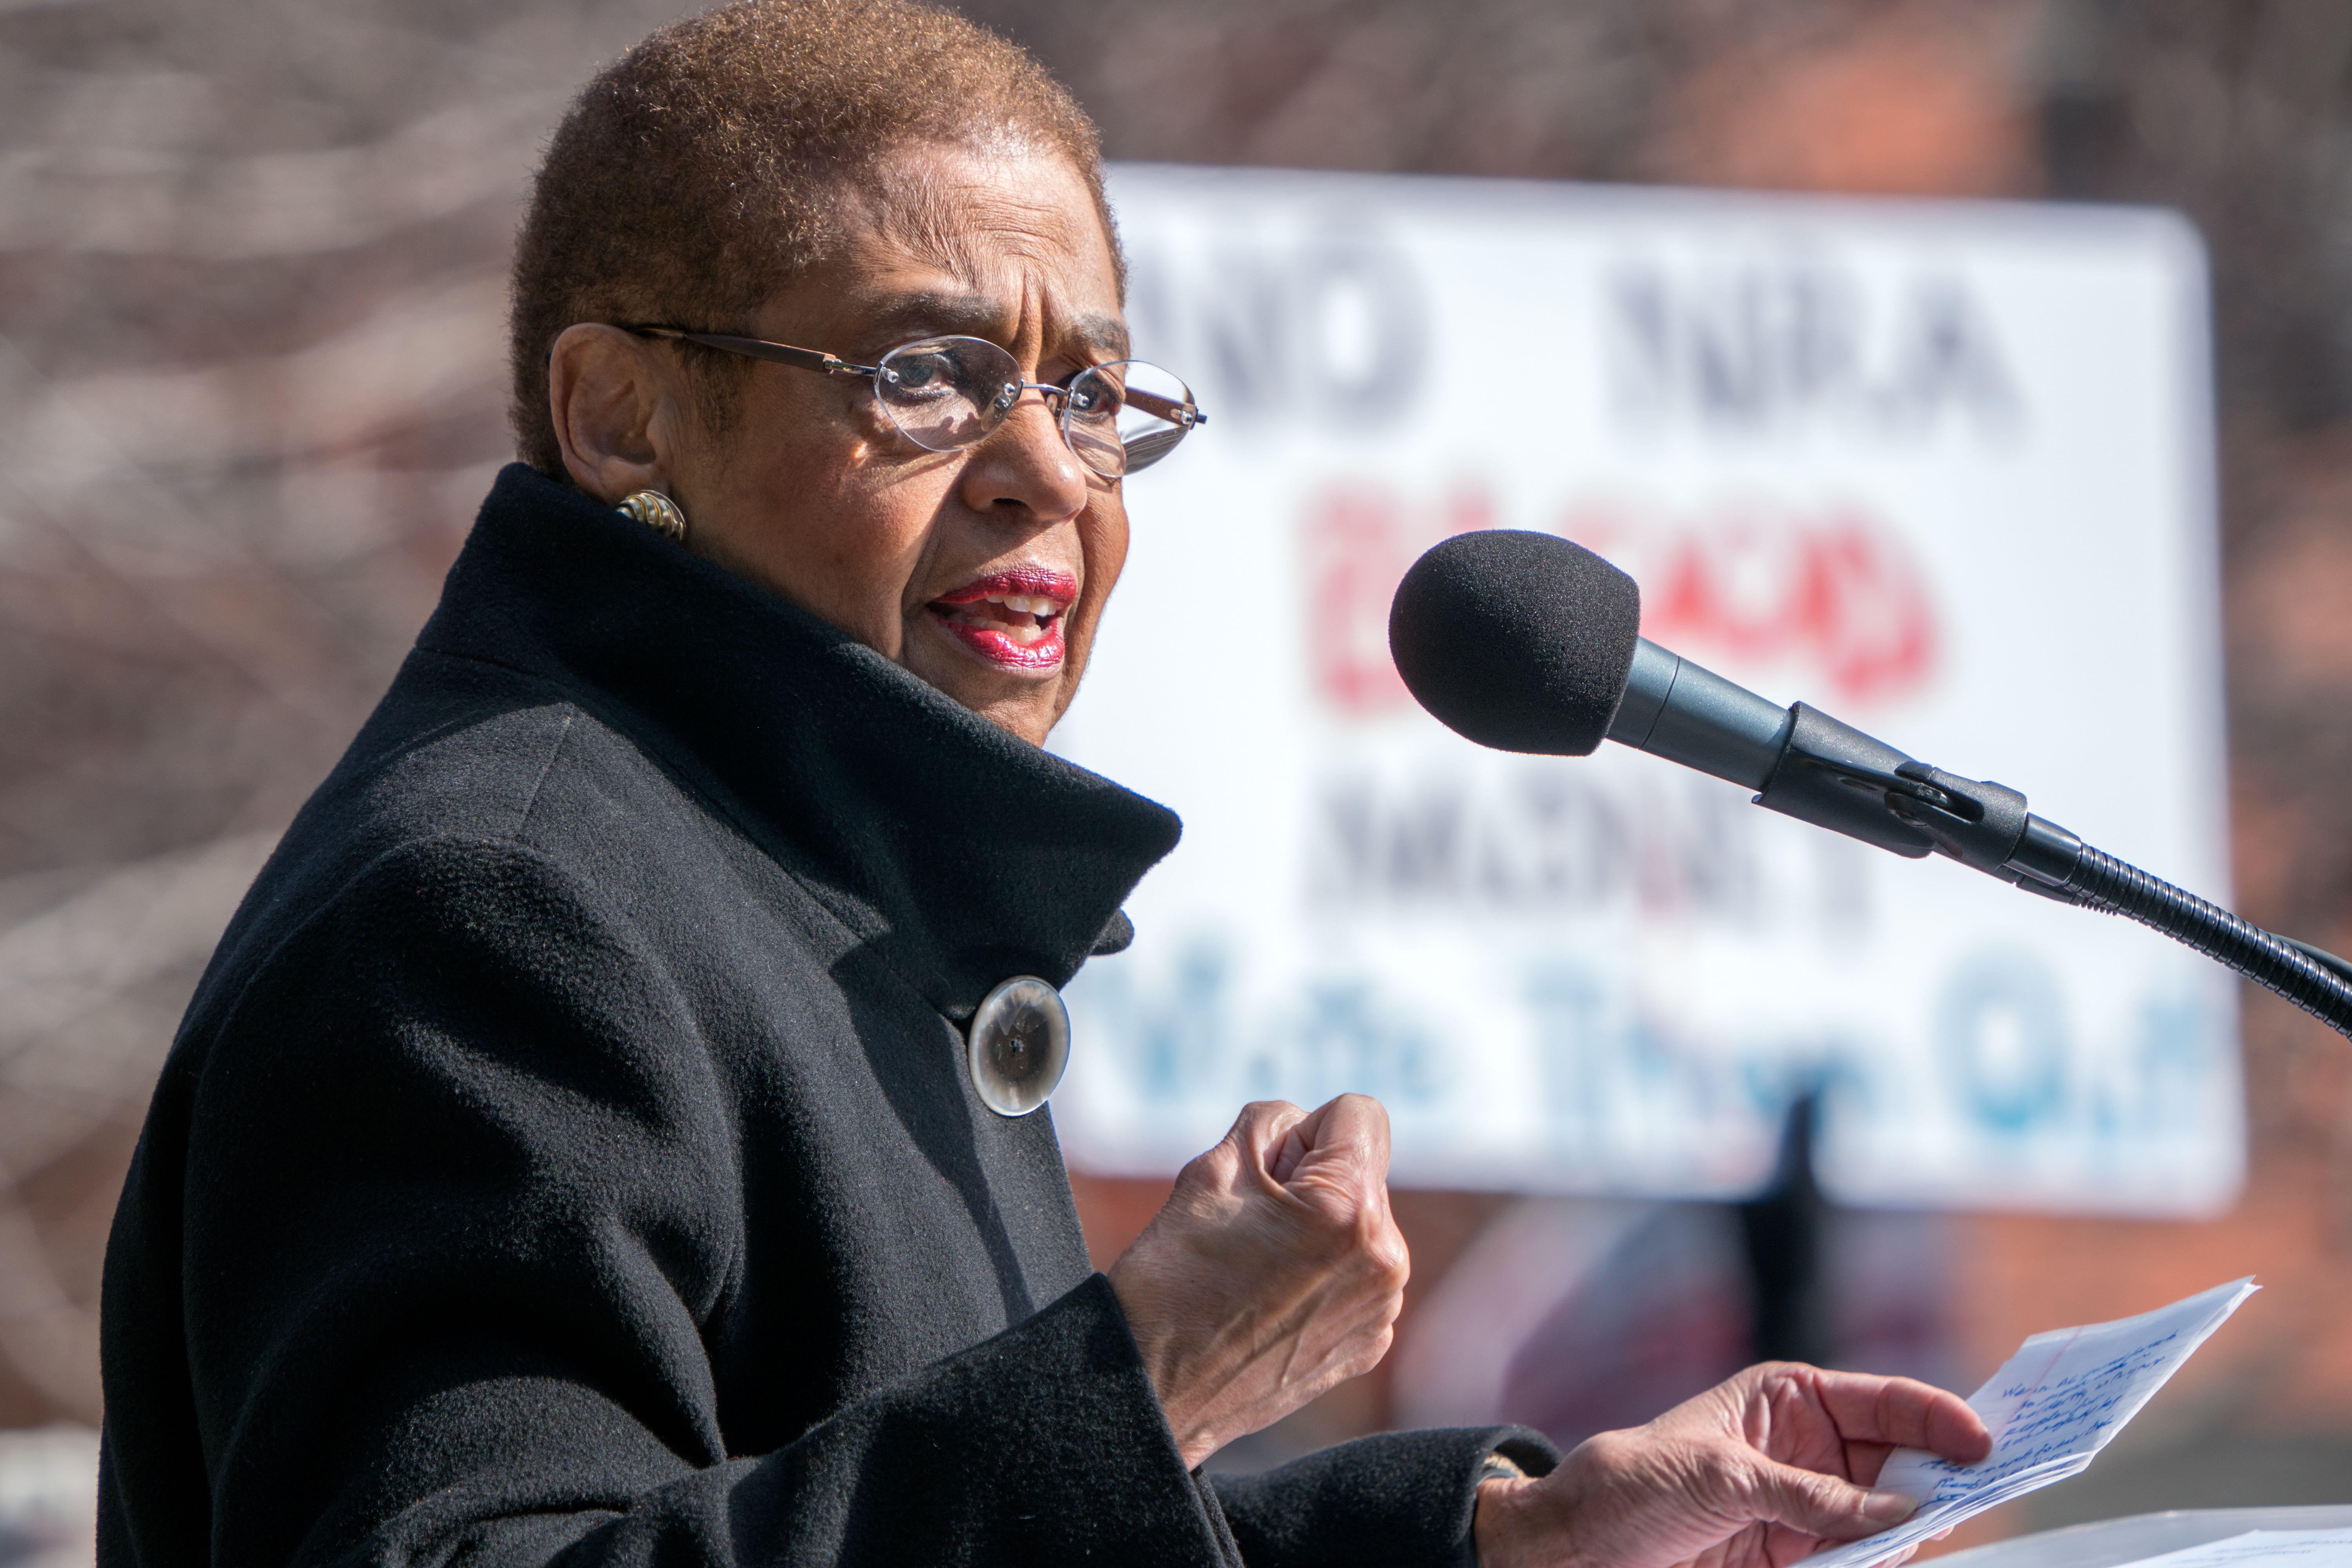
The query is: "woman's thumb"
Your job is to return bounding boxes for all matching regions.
[1747,1457,1918,1541]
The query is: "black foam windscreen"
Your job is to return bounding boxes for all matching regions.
[1387,529,1643,756]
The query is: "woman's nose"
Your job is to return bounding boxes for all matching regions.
[957,394,1091,525]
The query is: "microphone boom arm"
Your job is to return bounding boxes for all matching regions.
[1612,641,2352,1039]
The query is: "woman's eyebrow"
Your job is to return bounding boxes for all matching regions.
[858,290,1007,343]
[1065,312,1131,359]
[852,293,1131,359]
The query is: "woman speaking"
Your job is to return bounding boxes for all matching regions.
[97,3,1989,1564]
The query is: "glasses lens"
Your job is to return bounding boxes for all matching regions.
[1062,360,1197,478]
[875,337,1022,452]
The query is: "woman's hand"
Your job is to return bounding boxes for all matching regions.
[1475,1363,1993,1568]
[1107,1094,1410,1469]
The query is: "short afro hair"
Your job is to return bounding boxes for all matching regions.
[508,0,1114,478]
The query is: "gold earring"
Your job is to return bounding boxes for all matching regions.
[618,490,687,545]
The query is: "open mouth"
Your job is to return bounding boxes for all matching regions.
[927,567,1077,672]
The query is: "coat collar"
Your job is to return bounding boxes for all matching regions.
[417,463,1180,1017]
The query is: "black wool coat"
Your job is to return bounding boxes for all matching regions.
[98,465,1557,1568]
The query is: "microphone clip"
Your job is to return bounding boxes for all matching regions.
[1754,703,2034,873]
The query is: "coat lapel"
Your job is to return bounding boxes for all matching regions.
[416,464,1182,1017]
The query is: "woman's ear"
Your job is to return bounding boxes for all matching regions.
[547,324,681,504]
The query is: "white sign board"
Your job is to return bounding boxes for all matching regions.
[1054,165,2239,1215]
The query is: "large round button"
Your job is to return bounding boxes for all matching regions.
[968,976,1070,1117]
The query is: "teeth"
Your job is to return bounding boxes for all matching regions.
[958,589,1064,623]
[1007,623,1044,645]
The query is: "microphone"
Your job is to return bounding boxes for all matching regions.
[1388,528,2352,1035]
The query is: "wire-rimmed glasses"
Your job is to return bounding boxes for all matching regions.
[622,325,1204,479]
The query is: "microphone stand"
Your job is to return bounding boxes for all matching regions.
[1737,1091,1829,1369]
[1754,704,2352,1040]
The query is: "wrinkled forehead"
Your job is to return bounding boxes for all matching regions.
[825,143,1127,357]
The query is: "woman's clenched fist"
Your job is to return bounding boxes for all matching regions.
[1107,1094,1410,1469]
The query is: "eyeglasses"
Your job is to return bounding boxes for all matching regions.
[622,325,1205,479]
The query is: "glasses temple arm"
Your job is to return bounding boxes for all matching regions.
[624,326,876,379]
[1118,387,1205,426]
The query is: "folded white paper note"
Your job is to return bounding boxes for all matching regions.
[2123,1530,2352,1568]
[1804,1278,2259,1568]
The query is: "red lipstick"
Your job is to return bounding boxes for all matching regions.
[931,568,1079,606]
[927,567,1078,673]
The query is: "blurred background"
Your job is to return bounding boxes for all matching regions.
[3,0,2352,1561]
